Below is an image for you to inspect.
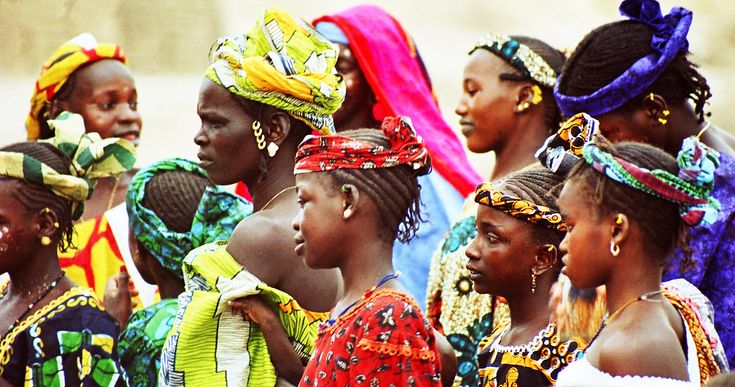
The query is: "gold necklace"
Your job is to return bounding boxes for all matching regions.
[259,186,296,211]
[584,289,664,351]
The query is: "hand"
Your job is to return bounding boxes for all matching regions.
[103,266,139,328]
[228,295,277,326]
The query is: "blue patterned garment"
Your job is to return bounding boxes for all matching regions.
[664,151,735,366]
[117,299,178,386]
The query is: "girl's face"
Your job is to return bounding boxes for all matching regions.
[292,173,345,269]
[455,50,519,154]
[194,79,262,186]
[557,178,613,289]
[331,43,374,130]
[62,60,142,146]
[0,180,40,272]
[465,203,539,297]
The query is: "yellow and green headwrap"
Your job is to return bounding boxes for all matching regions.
[205,8,346,135]
[1,112,136,220]
[26,33,128,140]
[474,182,567,231]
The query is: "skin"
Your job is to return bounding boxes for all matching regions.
[465,196,559,348]
[331,43,380,131]
[455,50,550,180]
[557,178,689,380]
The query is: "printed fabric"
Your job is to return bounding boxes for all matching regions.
[0,286,125,386]
[117,298,178,387]
[300,290,441,386]
[474,182,567,231]
[159,241,328,387]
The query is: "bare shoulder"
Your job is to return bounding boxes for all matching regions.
[226,212,294,285]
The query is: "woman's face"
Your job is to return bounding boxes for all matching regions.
[0,180,40,272]
[61,59,142,146]
[557,178,612,289]
[292,173,345,269]
[465,203,538,296]
[455,50,519,154]
[331,43,374,130]
[194,79,262,186]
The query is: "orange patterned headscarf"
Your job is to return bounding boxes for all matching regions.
[26,33,127,140]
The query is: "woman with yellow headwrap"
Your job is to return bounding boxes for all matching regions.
[159,8,345,386]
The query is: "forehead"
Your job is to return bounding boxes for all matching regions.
[197,79,243,112]
[476,203,528,231]
[463,49,511,80]
[72,59,135,91]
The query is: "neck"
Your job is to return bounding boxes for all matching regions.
[7,251,63,296]
[604,255,663,317]
[491,114,549,180]
[505,274,555,330]
[338,241,395,301]
[155,272,185,300]
[664,107,703,155]
[336,110,381,132]
[250,161,297,212]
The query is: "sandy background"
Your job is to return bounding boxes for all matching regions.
[2,0,734,178]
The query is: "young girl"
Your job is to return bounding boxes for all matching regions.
[293,116,443,385]
[555,134,722,385]
[465,166,584,386]
[0,112,132,385]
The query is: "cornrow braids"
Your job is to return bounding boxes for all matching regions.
[323,128,430,243]
[141,170,212,233]
[566,137,691,268]
[1,142,75,251]
[559,20,711,122]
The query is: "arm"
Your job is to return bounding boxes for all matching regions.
[103,268,138,328]
[433,329,458,387]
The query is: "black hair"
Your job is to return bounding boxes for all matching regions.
[321,128,431,243]
[558,20,711,122]
[566,136,691,268]
[141,170,212,233]
[0,142,75,251]
[36,63,86,139]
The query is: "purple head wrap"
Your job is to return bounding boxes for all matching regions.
[554,0,692,118]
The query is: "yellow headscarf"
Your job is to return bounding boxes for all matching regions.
[26,33,127,140]
[205,8,345,135]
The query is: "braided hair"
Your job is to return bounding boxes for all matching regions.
[558,20,711,122]
[566,137,691,268]
[321,128,431,243]
[140,170,212,233]
[0,142,75,251]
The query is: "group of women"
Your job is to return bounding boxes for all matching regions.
[0,0,733,386]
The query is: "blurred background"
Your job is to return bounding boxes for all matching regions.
[2,0,734,177]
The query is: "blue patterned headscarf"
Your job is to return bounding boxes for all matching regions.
[126,158,252,278]
[554,0,692,117]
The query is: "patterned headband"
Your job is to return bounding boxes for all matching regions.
[536,113,599,174]
[554,0,692,117]
[0,112,136,220]
[294,116,429,174]
[582,136,720,226]
[474,182,567,232]
[471,33,557,88]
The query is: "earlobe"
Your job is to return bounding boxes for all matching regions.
[340,184,359,220]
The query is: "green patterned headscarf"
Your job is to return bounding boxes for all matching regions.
[0,111,136,220]
[205,8,345,135]
[126,158,252,278]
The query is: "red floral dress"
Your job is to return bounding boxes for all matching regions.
[300,290,441,386]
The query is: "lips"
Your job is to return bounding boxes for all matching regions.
[293,234,305,256]
[465,265,482,281]
[459,121,474,136]
[197,152,213,168]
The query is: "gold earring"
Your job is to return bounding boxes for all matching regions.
[663,109,670,117]
[610,240,620,257]
[343,208,353,219]
[530,271,537,293]
[530,85,543,105]
[40,236,52,246]
[53,222,59,228]
[615,214,623,225]
[252,120,266,150]
[43,208,51,214]
[518,101,530,112]
[649,92,656,102]
[658,117,668,125]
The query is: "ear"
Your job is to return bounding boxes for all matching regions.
[610,212,630,246]
[47,99,66,120]
[514,83,536,113]
[340,183,360,220]
[263,109,292,145]
[36,207,59,240]
[640,93,670,126]
[532,244,559,276]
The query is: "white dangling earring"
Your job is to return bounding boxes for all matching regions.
[267,142,279,158]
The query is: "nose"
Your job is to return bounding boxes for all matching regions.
[118,102,142,129]
[465,235,480,261]
[455,95,469,117]
[291,210,302,232]
[193,124,208,146]
[559,233,569,256]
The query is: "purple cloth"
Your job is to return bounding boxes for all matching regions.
[664,151,735,366]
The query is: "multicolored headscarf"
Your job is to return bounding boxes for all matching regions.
[294,116,429,174]
[554,0,693,117]
[1,112,136,220]
[26,33,127,140]
[474,182,567,231]
[582,136,721,226]
[536,113,599,174]
[205,8,345,135]
[471,33,558,88]
[126,158,252,278]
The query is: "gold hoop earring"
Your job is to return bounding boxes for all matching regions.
[252,120,266,150]
[610,240,620,257]
[530,271,537,294]
[40,236,52,246]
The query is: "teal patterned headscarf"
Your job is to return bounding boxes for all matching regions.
[126,158,252,278]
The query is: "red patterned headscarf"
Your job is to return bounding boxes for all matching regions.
[294,116,429,174]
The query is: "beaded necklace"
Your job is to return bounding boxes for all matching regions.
[322,272,401,329]
[0,271,66,337]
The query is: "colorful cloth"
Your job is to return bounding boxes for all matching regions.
[426,198,511,387]
[477,323,584,386]
[118,298,178,387]
[0,286,125,386]
[536,112,599,174]
[1,112,136,220]
[26,33,127,140]
[127,158,252,278]
[474,182,567,231]
[159,241,328,387]
[471,34,557,88]
[300,290,441,386]
[583,137,721,226]
[205,8,345,135]
[294,116,429,174]
[554,0,693,117]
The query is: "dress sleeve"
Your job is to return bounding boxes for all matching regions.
[74,304,127,386]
